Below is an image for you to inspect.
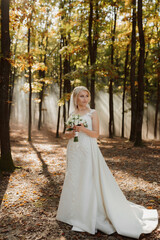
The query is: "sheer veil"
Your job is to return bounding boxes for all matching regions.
[69,92,75,116]
[69,89,91,116]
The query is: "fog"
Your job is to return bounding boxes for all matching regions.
[11,78,160,140]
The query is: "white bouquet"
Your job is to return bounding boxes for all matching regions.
[66,114,88,142]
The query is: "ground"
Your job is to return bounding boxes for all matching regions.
[0,127,159,240]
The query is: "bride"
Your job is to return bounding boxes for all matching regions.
[56,86,158,239]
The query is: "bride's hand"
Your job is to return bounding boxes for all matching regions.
[75,124,85,133]
[65,130,75,139]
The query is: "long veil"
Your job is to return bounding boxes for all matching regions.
[69,92,75,116]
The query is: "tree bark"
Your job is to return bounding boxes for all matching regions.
[63,38,71,133]
[38,34,48,130]
[0,0,15,171]
[86,55,89,89]
[134,0,145,146]
[122,43,129,138]
[9,67,15,119]
[154,68,160,138]
[129,0,137,141]
[56,45,63,138]
[28,27,32,142]
[88,0,94,108]
[109,7,117,138]
[88,0,99,109]
[60,0,72,133]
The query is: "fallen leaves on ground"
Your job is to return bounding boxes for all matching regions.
[0,127,159,240]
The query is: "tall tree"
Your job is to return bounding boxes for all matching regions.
[122,42,129,138]
[134,0,145,146]
[56,41,63,138]
[27,0,34,141]
[59,0,71,133]
[38,26,49,131]
[28,25,32,141]
[109,6,117,138]
[129,0,137,141]
[0,0,15,171]
[154,54,160,139]
[88,0,99,108]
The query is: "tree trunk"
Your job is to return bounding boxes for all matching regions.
[109,77,114,138]
[9,67,15,119]
[88,0,99,109]
[109,7,117,138]
[38,11,49,131]
[86,55,89,89]
[0,0,15,171]
[88,0,94,108]
[134,0,145,146]
[146,102,149,139]
[56,49,63,138]
[28,27,32,142]
[90,71,95,108]
[129,0,137,141]
[154,71,160,138]
[154,28,160,139]
[38,50,47,131]
[122,43,129,138]
[63,40,71,133]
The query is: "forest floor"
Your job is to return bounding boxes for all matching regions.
[0,127,160,240]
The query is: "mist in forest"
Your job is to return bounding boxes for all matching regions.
[11,78,160,140]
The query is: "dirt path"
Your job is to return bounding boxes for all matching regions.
[0,128,159,240]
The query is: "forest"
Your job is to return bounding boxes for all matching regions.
[0,1,160,239]
[0,0,160,165]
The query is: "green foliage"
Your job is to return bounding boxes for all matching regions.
[9,0,160,107]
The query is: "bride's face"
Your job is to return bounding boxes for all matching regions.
[77,90,90,108]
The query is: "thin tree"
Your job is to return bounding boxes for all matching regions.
[129,0,137,141]
[28,24,32,142]
[59,0,71,133]
[154,23,160,139]
[134,0,145,146]
[0,0,15,171]
[154,56,160,138]
[56,42,63,138]
[88,0,99,108]
[109,6,117,138]
[38,34,48,130]
[122,42,129,138]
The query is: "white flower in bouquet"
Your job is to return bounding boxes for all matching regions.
[66,114,88,142]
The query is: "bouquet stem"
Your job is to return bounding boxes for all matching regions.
[74,131,78,142]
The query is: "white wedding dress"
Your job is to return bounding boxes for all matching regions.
[56,109,158,239]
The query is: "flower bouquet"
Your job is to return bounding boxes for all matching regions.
[66,114,88,142]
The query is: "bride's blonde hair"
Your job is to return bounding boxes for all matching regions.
[72,86,91,109]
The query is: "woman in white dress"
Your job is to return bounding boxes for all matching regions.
[56,86,158,239]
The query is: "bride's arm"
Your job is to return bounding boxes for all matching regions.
[64,125,76,139]
[75,111,99,138]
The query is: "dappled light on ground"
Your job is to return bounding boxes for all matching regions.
[0,128,159,240]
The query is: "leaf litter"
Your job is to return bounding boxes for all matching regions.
[0,128,159,240]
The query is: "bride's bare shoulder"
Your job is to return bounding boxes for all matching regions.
[90,109,98,119]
